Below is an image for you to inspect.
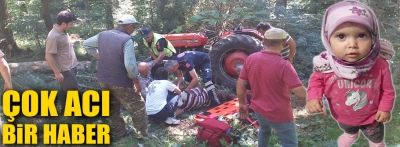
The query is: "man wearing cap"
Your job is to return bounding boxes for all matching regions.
[140,28,177,66]
[45,11,78,113]
[256,22,297,64]
[236,28,306,146]
[83,15,148,141]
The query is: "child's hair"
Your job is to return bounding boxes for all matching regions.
[154,67,169,80]
[57,10,77,25]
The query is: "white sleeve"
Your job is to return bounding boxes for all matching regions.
[166,81,178,92]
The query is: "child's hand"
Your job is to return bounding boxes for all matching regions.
[238,104,249,120]
[375,110,391,122]
[306,99,323,114]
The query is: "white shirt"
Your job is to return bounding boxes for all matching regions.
[146,80,178,115]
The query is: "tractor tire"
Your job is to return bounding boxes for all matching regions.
[209,34,264,90]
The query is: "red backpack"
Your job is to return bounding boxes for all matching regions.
[197,118,232,147]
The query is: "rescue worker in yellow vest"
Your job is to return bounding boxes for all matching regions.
[141,28,176,66]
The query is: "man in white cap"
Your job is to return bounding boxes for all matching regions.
[256,22,297,64]
[83,15,148,141]
[236,28,306,146]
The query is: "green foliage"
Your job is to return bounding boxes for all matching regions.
[186,0,269,31]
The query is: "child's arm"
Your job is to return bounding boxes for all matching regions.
[306,72,325,114]
[291,86,307,103]
[376,62,395,122]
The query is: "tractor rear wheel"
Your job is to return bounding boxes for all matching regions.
[209,34,263,90]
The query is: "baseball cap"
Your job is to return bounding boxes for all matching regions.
[117,15,139,24]
[140,28,152,38]
[264,28,286,39]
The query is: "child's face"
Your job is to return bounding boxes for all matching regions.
[329,22,372,63]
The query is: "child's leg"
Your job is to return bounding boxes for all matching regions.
[338,133,359,147]
[360,121,385,147]
[253,112,273,147]
[338,123,360,147]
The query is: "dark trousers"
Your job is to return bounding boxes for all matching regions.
[58,67,78,113]
[148,92,178,123]
[339,121,384,143]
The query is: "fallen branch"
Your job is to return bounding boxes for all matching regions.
[8,61,94,75]
[76,75,97,81]
[78,84,100,90]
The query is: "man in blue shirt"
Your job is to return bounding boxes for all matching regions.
[164,51,220,106]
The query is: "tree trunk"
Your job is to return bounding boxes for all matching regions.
[41,0,53,32]
[0,0,21,56]
[8,61,94,75]
[84,0,89,19]
[18,1,28,16]
[104,0,114,30]
[7,57,148,75]
[274,0,287,17]
[275,0,287,8]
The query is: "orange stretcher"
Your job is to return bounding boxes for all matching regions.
[194,99,259,129]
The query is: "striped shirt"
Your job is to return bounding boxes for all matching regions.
[280,33,291,60]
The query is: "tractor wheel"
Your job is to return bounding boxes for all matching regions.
[209,34,264,90]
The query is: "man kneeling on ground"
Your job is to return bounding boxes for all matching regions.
[146,67,181,125]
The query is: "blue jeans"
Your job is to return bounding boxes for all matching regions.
[254,112,298,147]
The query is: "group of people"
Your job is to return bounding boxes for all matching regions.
[0,0,394,146]
[41,10,226,141]
[237,0,396,147]
[81,14,227,140]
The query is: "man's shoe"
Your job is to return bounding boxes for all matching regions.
[165,117,180,125]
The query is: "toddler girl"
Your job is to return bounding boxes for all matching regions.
[306,1,395,147]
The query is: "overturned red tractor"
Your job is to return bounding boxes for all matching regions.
[162,26,264,89]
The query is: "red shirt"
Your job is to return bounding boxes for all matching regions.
[239,51,303,123]
[308,58,395,126]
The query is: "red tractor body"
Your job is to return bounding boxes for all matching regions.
[163,33,209,50]
[160,28,264,89]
